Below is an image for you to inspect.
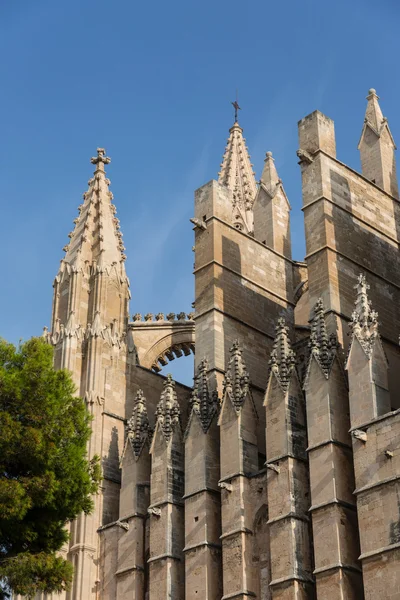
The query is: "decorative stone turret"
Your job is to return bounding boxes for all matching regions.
[264,318,314,599]
[218,120,257,234]
[253,151,292,257]
[346,274,390,428]
[218,341,259,599]
[148,375,185,599]
[117,390,152,599]
[304,300,363,599]
[184,359,221,599]
[358,89,398,198]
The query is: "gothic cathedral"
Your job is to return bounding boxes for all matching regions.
[19,89,400,599]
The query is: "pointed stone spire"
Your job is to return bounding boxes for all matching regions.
[63,148,127,268]
[155,374,181,441]
[358,89,398,197]
[309,298,337,376]
[253,151,292,256]
[349,274,379,356]
[218,121,257,233]
[126,390,152,457]
[363,88,385,134]
[223,340,250,412]
[189,359,219,433]
[260,151,280,195]
[269,318,296,391]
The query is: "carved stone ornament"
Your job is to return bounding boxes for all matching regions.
[126,390,152,457]
[350,274,379,357]
[223,340,250,412]
[269,318,296,392]
[188,358,219,433]
[308,298,338,377]
[155,374,181,441]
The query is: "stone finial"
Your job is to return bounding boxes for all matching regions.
[177,312,186,321]
[144,313,154,322]
[133,313,142,322]
[155,374,181,441]
[309,298,337,376]
[155,312,165,321]
[189,359,219,433]
[350,274,379,356]
[91,148,111,171]
[223,340,250,412]
[269,318,296,391]
[166,312,176,321]
[126,390,151,457]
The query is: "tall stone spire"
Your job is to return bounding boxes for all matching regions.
[269,318,296,391]
[222,340,251,412]
[155,374,181,441]
[358,89,398,198]
[218,119,257,234]
[63,148,126,269]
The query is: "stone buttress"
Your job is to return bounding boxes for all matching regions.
[114,390,152,599]
[217,341,260,599]
[148,375,185,599]
[303,299,363,599]
[264,319,313,600]
[183,359,222,599]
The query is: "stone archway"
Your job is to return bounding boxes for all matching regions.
[128,312,195,372]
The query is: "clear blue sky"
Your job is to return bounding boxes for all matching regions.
[1,0,399,385]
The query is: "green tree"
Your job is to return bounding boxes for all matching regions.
[0,338,100,598]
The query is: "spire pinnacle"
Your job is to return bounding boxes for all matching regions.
[269,318,296,391]
[189,359,219,432]
[155,374,181,441]
[62,148,127,269]
[350,274,379,356]
[309,299,337,376]
[218,114,257,234]
[358,88,398,197]
[223,340,250,412]
[260,151,280,195]
[364,89,385,133]
[126,390,152,457]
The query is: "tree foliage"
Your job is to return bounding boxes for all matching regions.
[0,338,100,597]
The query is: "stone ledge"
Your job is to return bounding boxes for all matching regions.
[220,527,253,541]
[183,540,222,552]
[147,553,182,564]
[314,562,362,575]
[354,473,400,495]
[115,564,144,576]
[268,511,309,525]
[309,498,356,513]
[359,540,400,561]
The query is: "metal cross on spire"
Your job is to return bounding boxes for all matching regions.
[231,92,241,123]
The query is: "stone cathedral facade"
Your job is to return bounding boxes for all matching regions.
[23,89,400,599]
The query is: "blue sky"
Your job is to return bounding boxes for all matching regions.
[1,0,399,385]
